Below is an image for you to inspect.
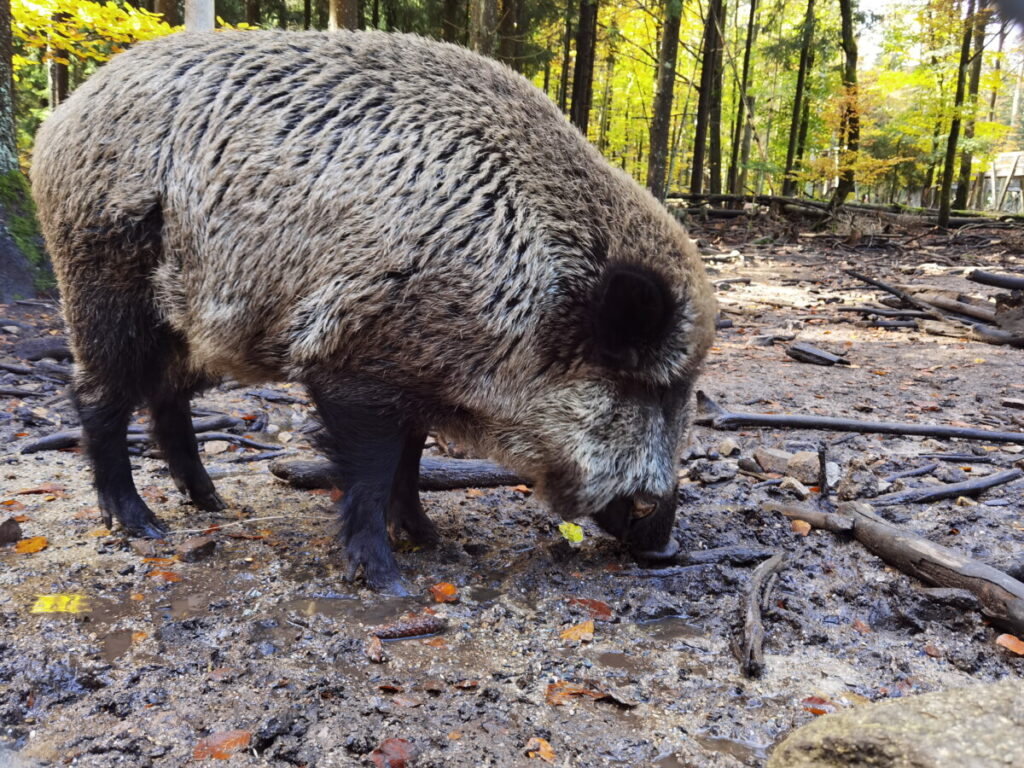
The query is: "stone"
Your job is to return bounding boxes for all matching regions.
[717,438,741,457]
[768,679,1024,768]
[130,539,158,557]
[204,440,230,454]
[688,458,738,484]
[754,447,793,475]
[786,451,821,484]
[779,477,810,500]
[175,536,217,562]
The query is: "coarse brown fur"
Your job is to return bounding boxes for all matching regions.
[31,30,716,591]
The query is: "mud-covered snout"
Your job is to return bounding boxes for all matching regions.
[590,489,679,561]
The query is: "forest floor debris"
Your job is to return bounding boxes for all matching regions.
[1,218,1022,766]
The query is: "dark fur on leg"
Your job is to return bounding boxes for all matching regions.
[76,391,165,538]
[309,382,411,595]
[149,384,224,511]
[387,431,439,547]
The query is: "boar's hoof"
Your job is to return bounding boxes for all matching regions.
[105,500,167,540]
[388,502,440,549]
[632,538,680,563]
[192,490,227,512]
[344,534,410,596]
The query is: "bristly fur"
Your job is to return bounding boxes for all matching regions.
[31,31,716,584]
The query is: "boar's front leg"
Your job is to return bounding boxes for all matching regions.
[308,384,411,595]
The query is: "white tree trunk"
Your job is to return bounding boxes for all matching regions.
[186,0,216,31]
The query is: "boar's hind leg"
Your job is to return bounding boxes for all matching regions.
[387,432,439,547]
[309,386,411,595]
[149,382,225,511]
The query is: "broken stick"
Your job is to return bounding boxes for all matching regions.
[269,457,527,491]
[696,392,1024,444]
[872,468,1023,506]
[736,552,786,677]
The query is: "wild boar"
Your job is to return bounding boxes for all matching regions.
[31,30,716,593]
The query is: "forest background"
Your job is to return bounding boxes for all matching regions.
[2,0,1023,228]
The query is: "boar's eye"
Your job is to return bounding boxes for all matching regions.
[591,264,674,370]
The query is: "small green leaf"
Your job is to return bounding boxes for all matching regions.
[558,522,584,544]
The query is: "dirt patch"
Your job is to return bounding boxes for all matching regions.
[1,224,1022,766]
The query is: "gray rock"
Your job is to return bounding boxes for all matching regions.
[768,678,1024,768]
[787,451,821,485]
[754,447,793,475]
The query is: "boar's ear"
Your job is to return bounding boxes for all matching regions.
[591,264,674,370]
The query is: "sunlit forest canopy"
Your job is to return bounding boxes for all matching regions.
[13,0,1024,214]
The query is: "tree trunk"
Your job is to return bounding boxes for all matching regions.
[782,0,814,197]
[497,0,523,70]
[708,0,725,195]
[246,0,262,25]
[727,0,758,194]
[569,0,598,135]
[954,0,989,210]
[304,0,311,28]
[690,0,721,195]
[185,0,215,30]
[939,0,976,227]
[557,0,574,114]
[738,95,755,193]
[329,0,359,28]
[597,40,616,153]
[279,0,288,27]
[830,0,859,207]
[0,0,17,174]
[647,0,682,200]
[155,0,179,25]
[442,0,464,42]
[470,0,499,56]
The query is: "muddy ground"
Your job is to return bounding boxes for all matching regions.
[1,217,1023,767]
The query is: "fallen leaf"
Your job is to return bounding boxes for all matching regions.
[559,620,595,643]
[526,736,556,762]
[15,483,65,496]
[370,738,418,768]
[447,731,462,740]
[791,519,812,536]
[15,536,47,554]
[85,527,110,538]
[365,635,387,663]
[392,694,422,708]
[193,730,251,760]
[466,488,485,498]
[429,582,459,603]
[512,484,532,494]
[558,521,584,543]
[1,500,26,511]
[545,680,607,706]
[568,597,613,621]
[30,594,88,613]
[131,631,148,643]
[421,636,447,648]
[147,570,182,583]
[996,633,1024,655]
[801,695,840,716]
[852,619,871,634]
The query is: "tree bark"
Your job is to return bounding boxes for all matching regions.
[597,41,616,153]
[0,0,17,174]
[954,0,989,210]
[647,0,682,201]
[470,0,499,56]
[155,0,179,25]
[708,0,725,195]
[442,0,464,42]
[246,0,262,25]
[303,0,311,27]
[690,0,722,195]
[557,0,574,114]
[727,0,758,194]
[185,0,215,31]
[329,0,359,28]
[830,0,859,207]
[569,0,598,135]
[782,0,815,197]
[939,0,976,228]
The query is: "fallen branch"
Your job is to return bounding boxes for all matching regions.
[695,392,1024,444]
[872,469,1023,506]
[736,553,786,677]
[269,457,527,491]
[838,502,1024,635]
[764,502,854,533]
[0,387,43,398]
[20,414,246,454]
[194,432,282,451]
[967,269,1024,291]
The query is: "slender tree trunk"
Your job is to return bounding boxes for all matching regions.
[329,0,359,28]
[831,0,859,207]
[795,96,810,194]
[597,41,616,153]
[738,95,755,193]
[155,0,179,24]
[708,0,725,194]
[782,0,815,197]
[691,0,721,194]
[303,0,311,27]
[279,0,289,27]
[246,0,262,24]
[954,0,989,210]
[442,0,464,41]
[647,0,682,200]
[939,0,976,227]
[0,0,17,174]
[727,0,758,194]
[557,0,574,114]
[470,0,499,56]
[569,0,598,135]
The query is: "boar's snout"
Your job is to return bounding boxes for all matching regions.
[591,490,679,561]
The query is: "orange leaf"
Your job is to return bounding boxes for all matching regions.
[1,500,25,510]
[147,570,182,583]
[512,484,532,494]
[13,514,29,522]
[193,730,251,760]
[568,597,613,621]
[131,631,148,643]
[142,557,176,565]
[559,620,595,642]
[15,483,65,496]
[466,489,485,498]
[130,593,144,601]
[429,582,459,603]
[15,536,47,554]
[852,619,872,634]
[545,680,606,706]
[526,736,556,762]
[996,633,1024,655]
[85,527,110,537]
[791,519,812,536]
[370,738,417,768]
